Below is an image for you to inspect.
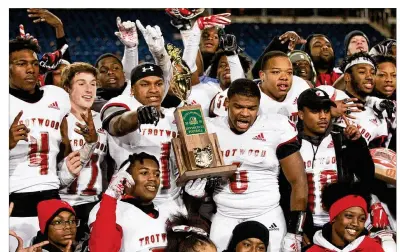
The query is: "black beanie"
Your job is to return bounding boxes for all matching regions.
[344,30,370,55]
[224,221,269,252]
[130,62,163,85]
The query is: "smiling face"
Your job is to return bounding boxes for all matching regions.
[347,35,369,56]
[217,55,231,90]
[227,94,259,133]
[200,27,219,54]
[47,211,77,248]
[129,159,160,204]
[331,207,366,247]
[259,56,293,102]
[293,59,312,81]
[69,72,97,111]
[9,49,39,94]
[346,63,375,99]
[374,62,396,97]
[98,57,125,89]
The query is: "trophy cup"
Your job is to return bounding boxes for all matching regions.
[167,44,237,186]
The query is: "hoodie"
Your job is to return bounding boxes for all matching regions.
[306,223,383,252]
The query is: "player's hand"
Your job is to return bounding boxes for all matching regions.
[75,110,98,144]
[332,98,363,119]
[27,8,63,28]
[197,13,231,30]
[9,111,30,150]
[219,33,242,54]
[39,44,68,74]
[66,151,82,177]
[137,106,160,126]
[136,20,165,54]
[370,202,390,229]
[370,230,397,252]
[184,178,207,198]
[115,17,138,48]
[18,24,39,45]
[165,8,205,20]
[279,31,307,51]
[280,233,302,252]
[342,116,361,141]
[106,169,135,199]
[302,233,311,247]
[9,230,49,252]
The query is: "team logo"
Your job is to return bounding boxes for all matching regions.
[252,133,266,141]
[370,118,378,126]
[315,91,324,97]
[48,101,60,110]
[142,66,154,72]
[193,145,213,168]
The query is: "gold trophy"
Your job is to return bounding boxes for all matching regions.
[167,44,237,186]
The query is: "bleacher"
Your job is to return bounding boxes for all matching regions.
[9,9,386,65]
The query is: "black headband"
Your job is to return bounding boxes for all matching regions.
[130,63,163,85]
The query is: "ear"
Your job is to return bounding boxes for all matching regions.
[259,70,265,82]
[344,72,351,83]
[298,110,304,120]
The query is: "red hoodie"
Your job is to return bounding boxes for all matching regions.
[316,72,341,87]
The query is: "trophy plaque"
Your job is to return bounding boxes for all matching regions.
[167,44,237,186]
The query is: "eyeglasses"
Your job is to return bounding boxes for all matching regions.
[50,219,80,230]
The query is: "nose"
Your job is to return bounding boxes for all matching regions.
[149,84,159,93]
[26,63,35,73]
[240,108,251,117]
[279,72,289,80]
[319,110,328,119]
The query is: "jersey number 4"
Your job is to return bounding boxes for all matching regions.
[28,132,49,175]
[229,162,248,194]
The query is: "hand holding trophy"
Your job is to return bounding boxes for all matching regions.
[167,44,237,186]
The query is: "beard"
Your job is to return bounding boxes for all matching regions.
[350,79,369,99]
[312,55,335,71]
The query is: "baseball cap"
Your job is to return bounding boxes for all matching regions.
[297,88,337,111]
[37,199,76,234]
[130,62,163,85]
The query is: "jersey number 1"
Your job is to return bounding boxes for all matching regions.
[28,132,49,175]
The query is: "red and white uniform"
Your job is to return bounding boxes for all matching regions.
[300,135,338,227]
[101,95,180,206]
[320,86,388,145]
[9,85,71,193]
[188,81,222,117]
[210,76,310,123]
[206,114,299,252]
[59,111,108,206]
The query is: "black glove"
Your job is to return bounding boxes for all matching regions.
[380,100,395,120]
[219,33,243,54]
[137,106,160,127]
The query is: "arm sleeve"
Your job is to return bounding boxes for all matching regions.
[56,36,71,63]
[251,36,291,79]
[122,47,138,81]
[100,102,130,132]
[227,55,245,81]
[276,118,301,160]
[89,194,122,252]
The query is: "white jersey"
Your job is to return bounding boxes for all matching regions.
[88,200,175,252]
[59,111,108,205]
[101,95,180,205]
[9,86,71,193]
[299,135,338,227]
[320,86,389,145]
[206,114,299,218]
[210,76,309,123]
[187,81,222,117]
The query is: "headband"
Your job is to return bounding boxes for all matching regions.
[172,225,208,237]
[329,195,368,222]
[344,57,375,72]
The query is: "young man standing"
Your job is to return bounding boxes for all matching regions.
[205,79,308,252]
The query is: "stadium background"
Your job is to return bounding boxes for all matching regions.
[9,8,396,66]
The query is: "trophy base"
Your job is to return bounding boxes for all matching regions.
[175,165,238,187]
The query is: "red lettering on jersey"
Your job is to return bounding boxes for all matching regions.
[155,233,160,242]
[166,130,171,137]
[232,149,237,156]
[254,150,259,157]
[139,238,144,246]
[248,149,253,156]
[151,235,155,243]
[154,129,158,136]
[230,169,249,194]
[361,129,366,134]
[28,132,50,175]
[261,150,266,157]
[145,236,150,245]
[160,143,171,190]
[45,119,50,127]
[79,139,84,147]
[148,129,153,135]
[240,149,245,155]
[31,118,36,125]
[290,113,299,123]
[225,150,230,157]
[38,118,44,126]
[151,248,165,252]
[162,233,167,242]
[55,122,60,130]
[50,120,55,128]
[159,129,164,136]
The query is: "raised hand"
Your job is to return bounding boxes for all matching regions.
[66,151,82,177]
[165,8,204,20]
[279,31,307,51]
[18,24,38,45]
[9,111,30,150]
[75,110,98,144]
[219,33,242,54]
[197,13,231,30]
[115,17,138,48]
[136,20,165,54]
[106,169,135,199]
[27,8,63,28]
[184,178,207,198]
[9,230,49,252]
[332,97,363,119]
[39,44,68,74]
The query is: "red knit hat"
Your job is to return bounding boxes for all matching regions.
[37,199,76,234]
